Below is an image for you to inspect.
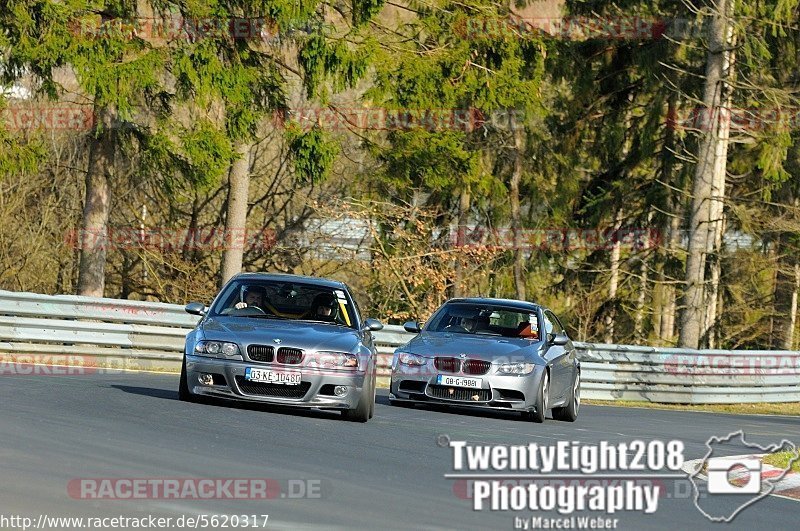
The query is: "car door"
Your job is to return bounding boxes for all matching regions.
[541,309,571,402]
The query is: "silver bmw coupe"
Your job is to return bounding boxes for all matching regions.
[180,273,383,422]
[389,298,580,422]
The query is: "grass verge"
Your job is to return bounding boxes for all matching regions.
[583,399,800,416]
[763,451,800,472]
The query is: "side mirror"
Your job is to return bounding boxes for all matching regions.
[403,321,422,334]
[550,331,569,346]
[185,302,207,316]
[363,318,384,332]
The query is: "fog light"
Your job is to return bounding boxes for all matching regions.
[199,373,214,386]
[334,385,348,396]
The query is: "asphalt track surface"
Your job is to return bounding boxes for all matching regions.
[0,370,797,530]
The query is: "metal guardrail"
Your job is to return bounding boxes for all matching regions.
[1,290,798,404]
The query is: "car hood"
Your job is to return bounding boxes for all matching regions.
[403,332,542,362]
[199,317,361,352]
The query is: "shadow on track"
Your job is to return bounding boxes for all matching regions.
[110,384,346,422]
[111,385,177,400]
[375,389,544,422]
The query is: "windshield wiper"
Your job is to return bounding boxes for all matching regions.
[239,314,290,320]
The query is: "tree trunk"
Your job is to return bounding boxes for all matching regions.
[604,210,623,344]
[786,262,800,350]
[452,187,471,297]
[655,96,679,344]
[661,214,682,341]
[774,229,799,350]
[634,255,649,341]
[703,12,735,349]
[510,128,526,300]
[679,0,735,348]
[633,214,652,340]
[652,268,664,341]
[703,213,726,348]
[220,141,252,286]
[77,105,116,297]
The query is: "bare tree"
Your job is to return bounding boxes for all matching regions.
[510,127,526,300]
[77,105,116,296]
[220,142,252,286]
[680,0,735,348]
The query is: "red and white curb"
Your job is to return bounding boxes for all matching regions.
[683,454,800,502]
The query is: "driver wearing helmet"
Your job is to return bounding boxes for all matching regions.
[311,292,338,322]
[235,286,267,311]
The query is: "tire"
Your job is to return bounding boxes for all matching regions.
[524,370,549,423]
[343,378,372,423]
[178,357,196,403]
[553,371,580,422]
[368,375,376,419]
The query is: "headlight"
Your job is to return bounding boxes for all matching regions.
[307,351,359,370]
[194,341,242,359]
[496,362,536,375]
[397,352,427,366]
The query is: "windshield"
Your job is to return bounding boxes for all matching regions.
[426,303,541,339]
[208,279,358,329]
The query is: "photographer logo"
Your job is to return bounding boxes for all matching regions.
[706,458,761,494]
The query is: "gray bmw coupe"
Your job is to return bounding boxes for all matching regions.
[180,273,383,422]
[389,298,580,423]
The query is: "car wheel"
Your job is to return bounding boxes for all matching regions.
[178,357,196,403]
[343,380,372,423]
[553,371,579,422]
[368,375,376,419]
[524,370,549,423]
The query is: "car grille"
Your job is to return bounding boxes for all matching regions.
[427,385,491,402]
[247,345,274,363]
[463,359,491,375]
[234,376,311,399]
[277,347,303,365]
[434,357,460,373]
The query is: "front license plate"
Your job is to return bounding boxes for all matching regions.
[437,375,482,388]
[245,367,301,385]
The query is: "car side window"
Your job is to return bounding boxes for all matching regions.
[546,310,566,334]
[350,292,364,324]
[542,311,554,335]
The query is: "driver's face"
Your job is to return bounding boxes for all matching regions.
[317,305,332,316]
[245,292,263,307]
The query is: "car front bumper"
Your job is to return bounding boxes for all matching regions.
[389,363,543,412]
[185,355,366,409]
